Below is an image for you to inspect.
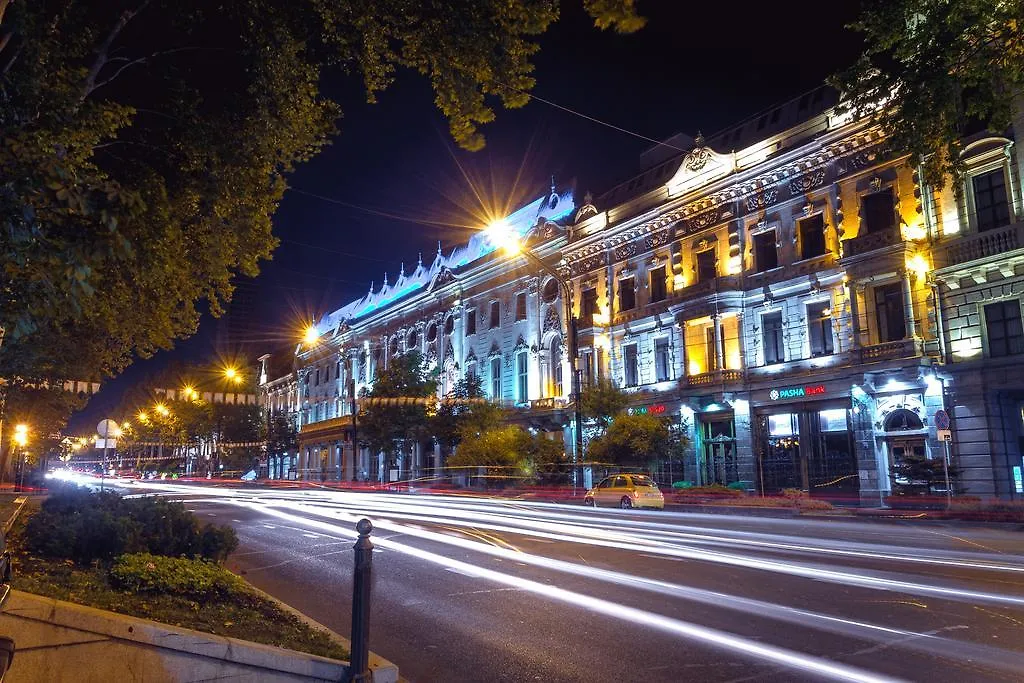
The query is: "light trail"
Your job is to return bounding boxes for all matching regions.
[235,501,903,683]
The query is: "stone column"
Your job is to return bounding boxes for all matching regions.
[848,281,863,349]
[900,268,918,339]
[712,314,724,371]
[678,320,689,380]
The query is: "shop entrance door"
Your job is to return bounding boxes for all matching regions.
[700,417,737,485]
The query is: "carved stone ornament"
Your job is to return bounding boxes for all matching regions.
[465,349,478,365]
[645,229,670,250]
[745,187,778,212]
[513,335,529,354]
[543,306,561,333]
[690,210,718,231]
[488,342,501,359]
[683,146,712,172]
[869,176,883,192]
[614,243,638,261]
[802,203,814,217]
[788,169,826,195]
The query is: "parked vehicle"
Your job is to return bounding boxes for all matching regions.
[584,474,665,509]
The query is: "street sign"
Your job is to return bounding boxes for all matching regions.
[934,409,950,430]
[937,429,952,442]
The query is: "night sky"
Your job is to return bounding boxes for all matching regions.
[69,1,864,432]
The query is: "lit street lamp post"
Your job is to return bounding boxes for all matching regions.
[13,424,28,492]
[489,223,585,492]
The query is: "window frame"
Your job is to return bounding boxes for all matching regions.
[752,230,779,272]
[580,287,598,327]
[970,167,1012,233]
[873,282,906,343]
[516,351,529,403]
[623,343,639,387]
[861,188,897,235]
[466,308,476,336]
[797,213,827,260]
[618,276,636,312]
[515,291,527,321]
[654,336,671,382]
[983,298,1024,358]
[489,300,501,329]
[695,248,717,282]
[806,301,835,357]
[762,311,785,365]
[490,356,502,400]
[649,265,667,303]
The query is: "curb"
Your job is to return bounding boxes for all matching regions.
[1,496,27,535]
[237,574,400,683]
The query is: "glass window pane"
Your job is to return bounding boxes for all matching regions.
[768,413,797,437]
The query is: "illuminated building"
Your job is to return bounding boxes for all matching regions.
[289,86,1024,500]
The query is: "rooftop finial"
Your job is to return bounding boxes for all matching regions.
[383,271,389,288]
[418,252,423,268]
[551,175,556,194]
[694,130,705,147]
[368,280,374,294]
[437,240,443,258]
[399,262,405,278]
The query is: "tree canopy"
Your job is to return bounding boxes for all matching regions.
[358,351,437,469]
[833,0,1024,188]
[432,373,505,459]
[586,411,687,468]
[447,424,564,485]
[580,378,630,430]
[0,0,645,383]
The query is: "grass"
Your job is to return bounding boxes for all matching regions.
[7,503,348,661]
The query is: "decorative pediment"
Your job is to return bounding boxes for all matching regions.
[465,349,478,365]
[513,335,529,354]
[667,145,736,197]
[488,342,502,359]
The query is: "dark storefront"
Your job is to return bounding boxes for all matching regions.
[753,394,859,499]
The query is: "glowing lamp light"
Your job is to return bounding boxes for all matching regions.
[484,218,521,255]
[726,256,742,275]
[13,423,28,447]
[906,254,929,279]
[688,361,702,376]
[154,403,169,416]
[902,222,927,241]
[727,352,741,369]
[952,339,982,359]
[592,308,610,327]
[137,411,149,422]
[673,273,686,289]
[304,325,320,345]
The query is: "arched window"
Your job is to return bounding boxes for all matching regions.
[427,322,438,343]
[444,315,455,336]
[884,408,923,431]
[407,329,419,350]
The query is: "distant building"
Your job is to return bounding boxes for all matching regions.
[285,86,1024,501]
[257,350,299,479]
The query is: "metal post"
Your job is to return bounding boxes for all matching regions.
[943,438,952,510]
[350,518,374,681]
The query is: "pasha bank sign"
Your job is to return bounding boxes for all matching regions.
[768,384,827,401]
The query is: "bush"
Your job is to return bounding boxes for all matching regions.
[671,481,693,489]
[110,553,250,600]
[673,484,744,498]
[726,481,749,491]
[21,489,238,565]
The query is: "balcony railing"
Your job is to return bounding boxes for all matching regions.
[934,221,1024,269]
[684,368,744,387]
[530,397,569,410]
[841,227,903,258]
[859,338,922,363]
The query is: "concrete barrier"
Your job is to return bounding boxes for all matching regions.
[0,590,366,682]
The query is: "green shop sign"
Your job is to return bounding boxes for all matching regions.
[768,384,827,401]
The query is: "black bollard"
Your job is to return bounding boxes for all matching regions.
[349,518,373,681]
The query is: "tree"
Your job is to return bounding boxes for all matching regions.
[1,384,84,477]
[586,412,685,469]
[0,0,644,383]
[447,424,565,486]
[890,451,958,496]
[581,378,630,430]
[358,351,437,477]
[266,413,297,459]
[832,0,1024,189]
[432,374,505,462]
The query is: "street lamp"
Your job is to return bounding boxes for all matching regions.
[13,424,28,491]
[303,325,320,346]
[486,219,585,493]
[154,403,170,417]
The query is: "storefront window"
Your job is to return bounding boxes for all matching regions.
[756,405,857,497]
[700,418,737,485]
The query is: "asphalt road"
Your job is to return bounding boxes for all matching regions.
[131,483,1024,683]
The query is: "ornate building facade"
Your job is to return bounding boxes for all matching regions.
[283,87,1024,502]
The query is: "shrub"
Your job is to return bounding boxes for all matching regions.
[673,484,744,498]
[671,481,693,489]
[726,481,749,491]
[781,488,808,500]
[21,489,238,565]
[110,553,250,600]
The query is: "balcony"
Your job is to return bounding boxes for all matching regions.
[674,275,742,300]
[530,397,569,410]
[859,338,922,363]
[933,221,1024,270]
[684,368,744,388]
[841,227,903,258]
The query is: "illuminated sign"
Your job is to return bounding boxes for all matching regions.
[768,384,827,401]
[627,404,667,416]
